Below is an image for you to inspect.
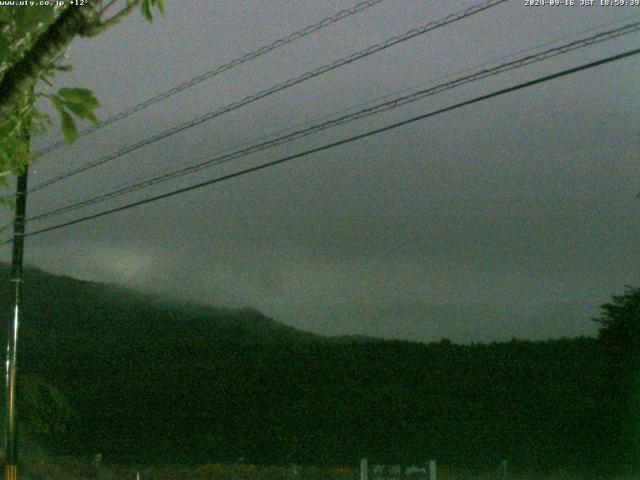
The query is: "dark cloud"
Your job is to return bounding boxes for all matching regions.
[5,0,639,342]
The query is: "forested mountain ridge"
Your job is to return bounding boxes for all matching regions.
[0,264,637,475]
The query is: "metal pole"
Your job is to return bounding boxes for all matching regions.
[428,460,436,480]
[4,167,28,480]
[360,459,368,480]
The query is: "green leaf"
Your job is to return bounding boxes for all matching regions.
[141,0,153,22]
[57,87,98,109]
[14,5,55,34]
[50,94,65,114]
[0,116,17,140]
[155,0,166,16]
[0,8,11,23]
[64,101,98,125]
[55,88,99,126]
[60,110,77,144]
[0,32,10,62]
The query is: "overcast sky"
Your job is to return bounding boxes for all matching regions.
[2,0,638,343]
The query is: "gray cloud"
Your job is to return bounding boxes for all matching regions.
[5,0,639,342]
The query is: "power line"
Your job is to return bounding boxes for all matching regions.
[15,46,640,242]
[318,11,640,117]
[25,21,640,224]
[29,0,508,193]
[35,0,388,156]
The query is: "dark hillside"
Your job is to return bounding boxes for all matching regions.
[0,265,635,474]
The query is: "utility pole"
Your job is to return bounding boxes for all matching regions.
[3,166,29,480]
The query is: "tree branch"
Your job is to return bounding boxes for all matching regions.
[83,0,141,37]
[0,6,93,114]
[0,0,143,114]
[98,0,121,16]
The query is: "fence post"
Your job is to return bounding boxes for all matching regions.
[360,459,368,480]
[428,460,436,480]
[501,460,508,479]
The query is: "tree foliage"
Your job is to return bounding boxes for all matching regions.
[0,374,75,443]
[593,286,640,348]
[0,0,165,186]
[17,374,75,439]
